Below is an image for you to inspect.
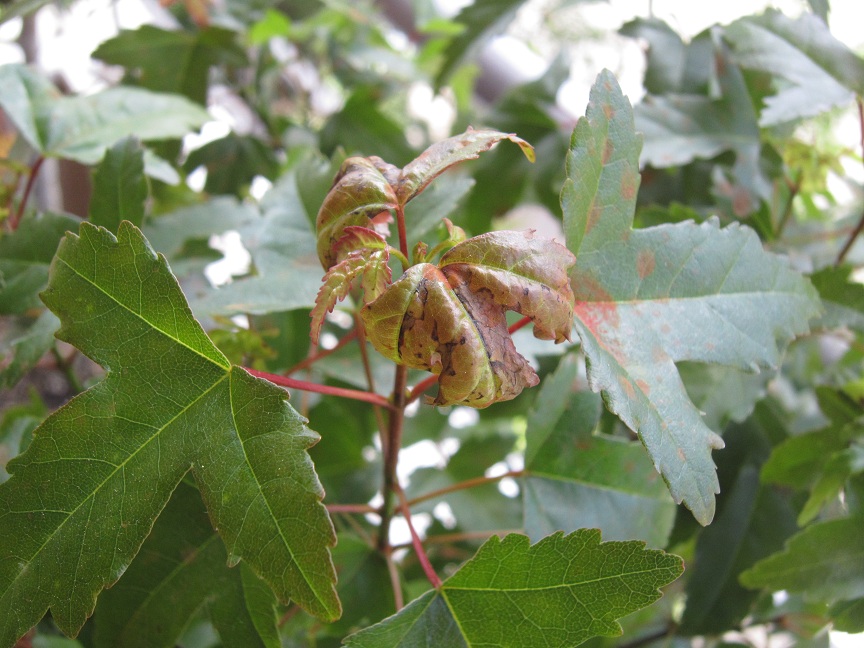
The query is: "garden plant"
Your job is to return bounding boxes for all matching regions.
[0,1,863,647]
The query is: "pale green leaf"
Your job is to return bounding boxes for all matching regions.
[193,169,325,316]
[562,70,820,524]
[0,310,59,388]
[634,39,759,168]
[524,356,676,548]
[344,530,683,647]
[740,517,864,604]
[725,10,864,125]
[0,222,338,645]
[0,64,209,165]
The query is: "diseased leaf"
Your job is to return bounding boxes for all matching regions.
[523,355,676,548]
[562,70,820,524]
[310,234,390,344]
[740,517,864,604]
[361,230,575,407]
[395,129,533,203]
[344,530,683,648]
[315,129,532,269]
[90,136,147,232]
[0,222,339,645]
[93,481,279,648]
[724,10,864,125]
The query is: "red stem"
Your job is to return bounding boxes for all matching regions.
[245,368,396,410]
[508,315,532,334]
[396,486,442,589]
[408,469,524,507]
[10,156,44,231]
[396,204,409,259]
[286,329,358,375]
[327,503,377,514]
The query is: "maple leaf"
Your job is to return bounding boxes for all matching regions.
[562,70,821,524]
[315,128,533,270]
[344,530,683,648]
[360,230,575,408]
[0,222,339,645]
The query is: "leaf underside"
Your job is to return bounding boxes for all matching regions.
[0,222,339,646]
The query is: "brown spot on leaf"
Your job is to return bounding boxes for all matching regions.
[636,379,650,395]
[621,172,638,202]
[678,448,686,462]
[603,103,614,119]
[586,203,602,234]
[618,375,636,399]
[602,139,614,165]
[636,250,655,279]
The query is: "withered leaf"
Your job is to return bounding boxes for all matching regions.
[316,157,397,269]
[315,129,533,270]
[310,228,391,344]
[361,231,576,408]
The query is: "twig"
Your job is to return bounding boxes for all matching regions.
[395,204,409,260]
[836,97,864,265]
[285,329,358,375]
[384,548,405,610]
[326,503,378,514]
[775,169,802,239]
[396,486,442,588]
[10,156,44,231]
[377,365,408,551]
[245,368,396,410]
[407,470,524,507]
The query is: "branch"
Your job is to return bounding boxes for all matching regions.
[285,329,358,375]
[245,368,396,410]
[396,486,442,588]
[10,156,44,231]
[407,469,524,507]
[836,97,864,265]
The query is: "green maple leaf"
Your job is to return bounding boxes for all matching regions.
[93,481,279,648]
[563,70,821,524]
[740,517,864,604]
[343,530,683,647]
[0,222,339,646]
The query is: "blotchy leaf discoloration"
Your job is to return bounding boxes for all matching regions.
[360,233,575,408]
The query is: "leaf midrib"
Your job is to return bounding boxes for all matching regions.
[443,564,673,594]
[0,374,228,600]
[57,255,229,370]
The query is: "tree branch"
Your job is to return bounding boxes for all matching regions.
[245,368,396,410]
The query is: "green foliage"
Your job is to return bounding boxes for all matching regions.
[1,1,862,646]
[344,530,683,648]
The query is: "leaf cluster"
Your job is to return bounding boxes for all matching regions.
[1,1,863,647]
